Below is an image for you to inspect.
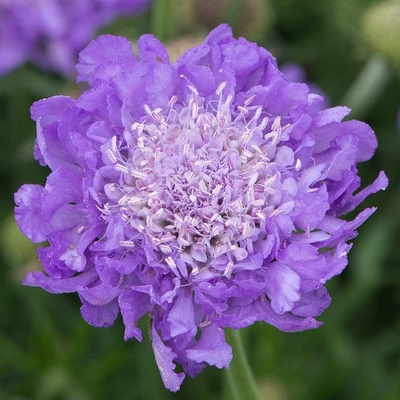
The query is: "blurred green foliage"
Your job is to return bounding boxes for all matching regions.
[1,0,399,399]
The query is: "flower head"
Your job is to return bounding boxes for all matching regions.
[15,24,388,391]
[0,0,150,76]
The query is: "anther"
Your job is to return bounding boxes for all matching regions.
[165,256,177,268]
[215,81,227,96]
[119,240,136,248]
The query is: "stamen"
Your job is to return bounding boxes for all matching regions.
[143,104,152,116]
[212,184,223,196]
[237,105,249,115]
[98,85,279,278]
[168,95,178,107]
[119,240,136,248]
[160,244,172,254]
[106,148,118,163]
[165,256,176,269]
[130,170,148,179]
[259,116,268,131]
[216,81,227,96]
[223,261,234,277]
[244,94,257,106]
[115,164,130,174]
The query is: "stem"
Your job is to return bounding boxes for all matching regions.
[223,0,242,34]
[340,54,391,120]
[150,0,174,42]
[224,329,262,400]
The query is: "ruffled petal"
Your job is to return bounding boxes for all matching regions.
[23,269,98,294]
[80,298,119,328]
[14,184,47,243]
[76,35,136,85]
[263,262,301,314]
[151,323,185,392]
[119,289,152,341]
[186,324,232,368]
[138,34,170,64]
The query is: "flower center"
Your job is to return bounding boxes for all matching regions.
[101,83,289,278]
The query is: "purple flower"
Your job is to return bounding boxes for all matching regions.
[15,24,388,391]
[0,0,150,77]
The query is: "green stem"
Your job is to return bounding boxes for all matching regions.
[223,0,242,34]
[224,329,262,400]
[340,54,391,120]
[150,0,174,42]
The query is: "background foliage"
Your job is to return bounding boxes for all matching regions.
[0,0,399,399]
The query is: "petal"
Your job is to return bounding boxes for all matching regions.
[278,242,328,291]
[34,116,74,170]
[337,171,388,215]
[23,268,97,294]
[80,298,119,328]
[322,207,377,248]
[137,34,170,64]
[79,284,122,306]
[263,261,301,314]
[321,134,359,181]
[166,291,196,339]
[314,106,351,126]
[76,35,136,85]
[14,184,47,243]
[348,120,378,162]
[204,23,233,45]
[233,252,264,272]
[31,95,76,125]
[119,290,152,341]
[233,272,266,297]
[291,185,330,231]
[322,240,352,281]
[257,300,322,332]
[312,120,377,163]
[151,323,185,392]
[292,287,331,317]
[186,324,232,368]
[41,168,83,221]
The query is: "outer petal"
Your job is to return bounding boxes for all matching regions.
[166,291,196,339]
[80,298,119,328]
[278,242,328,291]
[23,269,98,293]
[336,171,389,215]
[257,300,323,332]
[119,290,152,341]
[137,34,170,64]
[41,168,83,221]
[292,287,331,317]
[291,185,330,231]
[31,96,76,169]
[79,284,122,306]
[151,323,185,392]
[186,324,232,368]
[312,120,377,163]
[14,184,47,243]
[263,262,301,314]
[314,106,351,126]
[76,35,136,85]
[31,95,76,125]
[204,23,233,45]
